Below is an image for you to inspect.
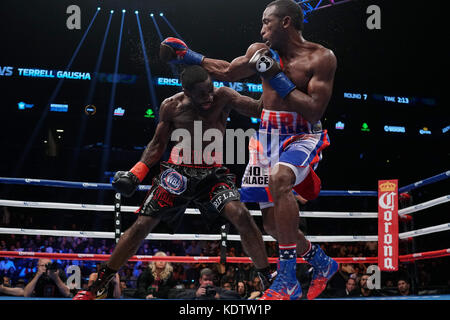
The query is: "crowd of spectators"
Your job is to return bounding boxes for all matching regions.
[0,233,448,299]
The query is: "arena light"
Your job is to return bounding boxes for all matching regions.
[150,13,154,17]
[113,107,125,116]
[136,13,159,120]
[159,12,183,40]
[384,125,406,133]
[122,9,126,13]
[419,127,432,135]
[97,7,101,11]
[17,101,34,110]
[135,10,139,14]
[99,10,126,189]
[335,121,345,130]
[361,122,370,132]
[110,10,114,14]
[144,109,155,118]
[68,12,113,179]
[159,12,164,16]
[12,7,101,175]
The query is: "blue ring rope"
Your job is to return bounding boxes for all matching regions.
[0,170,448,196]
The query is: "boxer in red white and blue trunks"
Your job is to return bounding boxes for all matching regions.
[159,0,339,300]
[240,108,329,207]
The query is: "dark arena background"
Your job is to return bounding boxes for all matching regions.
[0,0,448,309]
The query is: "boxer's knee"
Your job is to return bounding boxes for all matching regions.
[269,165,295,200]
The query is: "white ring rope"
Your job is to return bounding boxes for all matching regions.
[0,227,377,242]
[0,194,448,243]
[398,195,450,216]
[0,224,449,242]
[398,223,450,239]
[1,195,448,218]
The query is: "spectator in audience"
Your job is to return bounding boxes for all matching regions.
[121,265,138,289]
[235,262,257,285]
[0,258,16,273]
[222,281,233,291]
[185,241,203,256]
[328,263,357,294]
[18,260,35,282]
[236,281,249,299]
[220,265,237,288]
[247,275,264,300]
[134,251,176,299]
[23,259,71,298]
[356,274,381,297]
[175,267,241,300]
[0,275,24,296]
[334,276,358,298]
[397,278,411,296]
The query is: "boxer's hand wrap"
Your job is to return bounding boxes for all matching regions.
[160,37,204,65]
[112,162,149,197]
[249,48,296,98]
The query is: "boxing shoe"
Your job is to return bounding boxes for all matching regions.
[303,244,338,300]
[259,259,302,300]
[72,264,116,300]
[72,290,97,300]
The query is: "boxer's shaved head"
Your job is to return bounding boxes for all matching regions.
[181,65,210,91]
[266,0,304,31]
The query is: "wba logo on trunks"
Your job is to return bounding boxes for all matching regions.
[160,168,188,195]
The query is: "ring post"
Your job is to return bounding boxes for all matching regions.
[377,180,399,271]
[114,193,122,244]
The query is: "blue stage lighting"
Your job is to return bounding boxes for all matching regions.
[135,10,139,14]
[122,9,126,13]
[110,10,114,14]
[159,12,164,16]
[150,13,154,17]
[97,7,101,11]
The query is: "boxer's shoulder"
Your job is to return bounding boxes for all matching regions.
[298,41,336,67]
[245,42,270,57]
[160,92,185,118]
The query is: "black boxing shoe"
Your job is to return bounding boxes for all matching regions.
[73,264,116,300]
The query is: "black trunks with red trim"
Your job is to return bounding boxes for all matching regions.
[138,162,240,232]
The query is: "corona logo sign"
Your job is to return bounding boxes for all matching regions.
[379,181,396,192]
[378,180,399,271]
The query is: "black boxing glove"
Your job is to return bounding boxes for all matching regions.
[112,171,140,197]
[112,162,149,197]
[249,48,296,98]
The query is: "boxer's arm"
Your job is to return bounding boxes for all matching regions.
[202,43,267,81]
[285,49,336,123]
[220,87,263,118]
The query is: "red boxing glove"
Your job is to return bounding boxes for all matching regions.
[160,37,204,65]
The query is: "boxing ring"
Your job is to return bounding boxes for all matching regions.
[0,171,449,300]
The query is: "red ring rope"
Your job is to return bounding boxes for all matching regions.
[0,248,448,264]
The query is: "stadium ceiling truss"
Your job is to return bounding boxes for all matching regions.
[295,0,353,22]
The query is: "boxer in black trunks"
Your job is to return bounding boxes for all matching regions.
[73,65,271,300]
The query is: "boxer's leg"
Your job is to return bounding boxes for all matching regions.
[107,215,161,270]
[259,164,302,300]
[261,204,310,256]
[269,162,338,300]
